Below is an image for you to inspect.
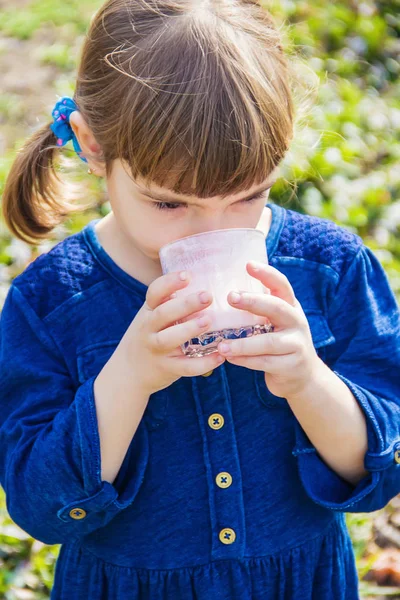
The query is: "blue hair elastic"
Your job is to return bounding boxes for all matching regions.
[50,96,88,164]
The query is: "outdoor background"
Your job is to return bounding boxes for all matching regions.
[0,0,399,598]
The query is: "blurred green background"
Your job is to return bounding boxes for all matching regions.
[0,0,399,598]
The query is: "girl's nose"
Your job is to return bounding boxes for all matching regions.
[189,217,227,235]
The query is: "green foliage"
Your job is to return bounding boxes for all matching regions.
[0,489,60,598]
[268,0,400,302]
[0,0,99,40]
[35,42,77,70]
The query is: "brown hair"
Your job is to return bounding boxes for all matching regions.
[2,0,309,244]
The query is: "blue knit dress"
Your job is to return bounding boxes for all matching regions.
[1,201,400,599]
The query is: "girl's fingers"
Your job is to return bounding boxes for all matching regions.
[150,313,214,353]
[246,262,297,306]
[145,270,192,311]
[151,289,213,332]
[169,351,226,378]
[218,330,296,357]
[227,291,299,329]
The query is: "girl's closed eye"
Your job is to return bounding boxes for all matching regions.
[152,190,269,211]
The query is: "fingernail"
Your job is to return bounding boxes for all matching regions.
[248,261,259,271]
[230,292,241,304]
[197,316,209,328]
[199,291,211,304]
[219,343,231,353]
[179,271,188,281]
[170,292,177,299]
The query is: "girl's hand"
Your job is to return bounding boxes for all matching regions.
[120,270,225,396]
[217,261,321,400]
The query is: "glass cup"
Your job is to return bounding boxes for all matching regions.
[159,228,274,357]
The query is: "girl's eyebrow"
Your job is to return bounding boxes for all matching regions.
[136,179,277,205]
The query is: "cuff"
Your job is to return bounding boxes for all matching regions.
[292,420,379,511]
[57,375,149,524]
[291,372,388,511]
[57,480,119,522]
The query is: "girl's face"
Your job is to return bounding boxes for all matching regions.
[69,112,276,266]
[105,159,276,263]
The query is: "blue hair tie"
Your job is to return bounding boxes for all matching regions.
[50,96,88,164]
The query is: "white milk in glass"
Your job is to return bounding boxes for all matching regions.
[159,228,274,357]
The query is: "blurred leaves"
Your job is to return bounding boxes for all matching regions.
[0,0,99,40]
[268,0,400,302]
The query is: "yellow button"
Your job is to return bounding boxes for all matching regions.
[395,449,400,464]
[208,413,224,429]
[69,508,87,520]
[216,472,232,488]
[219,528,236,544]
[202,370,214,377]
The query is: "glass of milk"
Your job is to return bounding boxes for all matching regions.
[159,228,274,357]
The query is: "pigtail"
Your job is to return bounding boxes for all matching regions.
[1,123,85,245]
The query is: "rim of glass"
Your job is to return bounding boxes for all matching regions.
[159,227,265,254]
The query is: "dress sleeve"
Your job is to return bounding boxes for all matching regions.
[292,245,400,513]
[0,284,149,545]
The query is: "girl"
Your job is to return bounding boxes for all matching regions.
[1,1,400,598]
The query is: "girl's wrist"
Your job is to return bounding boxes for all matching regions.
[108,341,153,398]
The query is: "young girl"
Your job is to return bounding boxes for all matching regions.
[1,1,400,598]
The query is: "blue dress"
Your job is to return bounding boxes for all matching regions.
[1,202,400,600]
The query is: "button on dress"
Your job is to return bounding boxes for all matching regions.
[1,202,400,599]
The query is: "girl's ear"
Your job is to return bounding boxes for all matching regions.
[69,111,106,177]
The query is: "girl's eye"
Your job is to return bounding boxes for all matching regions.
[245,191,266,202]
[152,191,267,211]
[153,201,185,211]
